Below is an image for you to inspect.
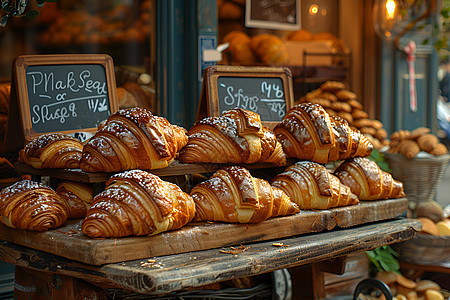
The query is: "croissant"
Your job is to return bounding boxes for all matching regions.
[274,102,373,164]
[82,169,195,238]
[190,166,299,223]
[333,157,405,200]
[80,107,188,172]
[0,180,68,231]
[271,161,359,209]
[19,133,83,169]
[56,181,93,218]
[179,108,286,165]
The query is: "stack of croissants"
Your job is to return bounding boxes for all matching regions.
[0,102,407,239]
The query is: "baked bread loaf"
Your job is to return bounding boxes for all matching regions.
[80,108,188,172]
[250,34,289,64]
[222,31,257,63]
[0,180,68,231]
[82,169,195,238]
[271,161,359,209]
[56,181,93,218]
[19,133,84,169]
[191,166,299,223]
[179,108,286,165]
[274,102,373,164]
[334,157,405,200]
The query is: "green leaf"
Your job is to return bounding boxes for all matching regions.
[25,9,39,18]
[441,7,450,19]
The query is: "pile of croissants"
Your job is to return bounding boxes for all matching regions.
[0,103,407,239]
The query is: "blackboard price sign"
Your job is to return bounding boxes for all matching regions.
[9,54,118,144]
[198,65,293,129]
[245,0,300,31]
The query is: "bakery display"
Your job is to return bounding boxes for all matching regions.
[0,83,10,141]
[56,181,93,218]
[190,166,299,223]
[334,157,405,200]
[80,107,188,172]
[222,31,257,64]
[19,133,84,169]
[388,127,448,158]
[179,108,286,165]
[0,180,68,231]
[274,102,373,164]
[81,169,195,238]
[271,161,359,210]
[250,34,289,65]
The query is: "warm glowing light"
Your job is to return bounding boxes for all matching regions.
[309,5,318,15]
[386,0,396,19]
[321,9,327,16]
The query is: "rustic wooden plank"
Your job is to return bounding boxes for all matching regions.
[0,218,421,295]
[0,198,408,265]
[13,159,296,183]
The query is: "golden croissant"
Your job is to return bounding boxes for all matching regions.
[271,161,359,209]
[80,107,188,172]
[274,102,373,164]
[190,166,300,223]
[19,133,83,169]
[179,108,286,165]
[0,180,68,231]
[82,169,195,238]
[334,157,405,200]
[56,181,93,218]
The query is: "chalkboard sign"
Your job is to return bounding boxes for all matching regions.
[10,54,118,143]
[198,65,293,130]
[245,0,301,31]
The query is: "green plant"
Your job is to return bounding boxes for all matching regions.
[1,0,56,27]
[368,148,391,173]
[366,245,401,276]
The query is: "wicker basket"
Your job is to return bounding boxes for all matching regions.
[393,233,450,266]
[383,152,450,203]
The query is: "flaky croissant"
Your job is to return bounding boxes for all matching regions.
[333,157,405,200]
[190,166,299,223]
[0,180,68,231]
[19,133,83,169]
[271,161,359,210]
[56,181,93,218]
[82,169,195,238]
[274,102,373,164]
[80,108,188,172]
[179,108,286,165]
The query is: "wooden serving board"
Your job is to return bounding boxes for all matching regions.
[0,198,407,266]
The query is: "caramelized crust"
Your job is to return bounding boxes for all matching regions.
[56,181,93,218]
[271,161,359,210]
[191,166,299,223]
[81,169,195,238]
[19,133,83,169]
[80,108,188,172]
[0,180,68,231]
[274,103,373,164]
[334,157,405,200]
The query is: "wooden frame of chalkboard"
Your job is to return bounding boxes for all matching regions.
[198,65,294,130]
[245,0,301,31]
[11,54,118,143]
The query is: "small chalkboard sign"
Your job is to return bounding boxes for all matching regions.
[197,65,293,129]
[245,0,301,31]
[6,54,118,150]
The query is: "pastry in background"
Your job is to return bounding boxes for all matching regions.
[250,34,289,64]
[80,107,188,172]
[222,31,257,63]
[388,127,448,158]
[56,181,93,218]
[287,29,313,41]
[0,180,68,231]
[19,133,84,169]
[123,82,155,112]
[116,87,139,109]
[82,169,195,238]
[191,166,299,223]
[271,161,359,210]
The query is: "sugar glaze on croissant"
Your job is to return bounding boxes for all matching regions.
[179,108,286,165]
[190,166,299,223]
[0,180,68,231]
[80,108,188,172]
[19,133,83,169]
[334,157,405,200]
[271,161,359,210]
[82,169,195,238]
[274,102,373,164]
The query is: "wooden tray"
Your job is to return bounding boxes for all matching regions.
[0,198,408,265]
